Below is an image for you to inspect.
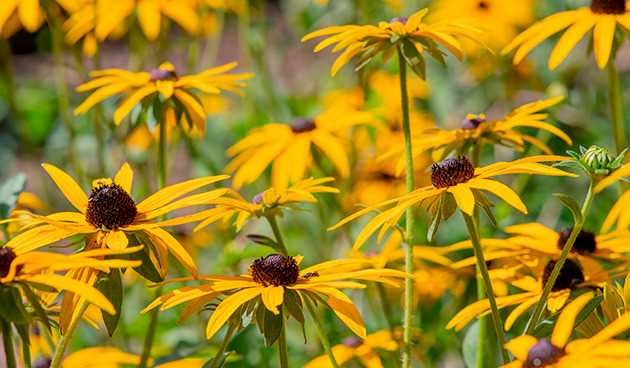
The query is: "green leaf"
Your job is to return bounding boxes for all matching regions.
[262,309,283,347]
[204,351,233,368]
[0,285,30,325]
[246,234,281,252]
[284,290,306,342]
[0,173,26,219]
[125,233,165,283]
[401,40,426,79]
[96,269,123,336]
[20,284,50,331]
[553,193,584,225]
[462,321,480,368]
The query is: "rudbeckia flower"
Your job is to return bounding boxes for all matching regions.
[74,62,252,132]
[0,0,77,35]
[226,106,374,189]
[503,292,630,367]
[447,256,619,331]
[8,162,229,275]
[194,177,339,232]
[301,8,484,76]
[143,254,408,339]
[503,0,630,69]
[330,155,574,250]
[381,96,572,173]
[304,329,400,368]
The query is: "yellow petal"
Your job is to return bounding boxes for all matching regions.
[136,175,229,213]
[137,0,161,40]
[205,288,261,339]
[261,286,284,315]
[114,85,156,125]
[448,184,475,216]
[104,230,128,250]
[41,163,88,212]
[593,16,616,69]
[551,291,594,347]
[504,335,538,361]
[114,162,134,193]
[548,17,595,70]
[311,286,366,338]
[17,0,41,32]
[143,228,197,274]
[468,178,527,214]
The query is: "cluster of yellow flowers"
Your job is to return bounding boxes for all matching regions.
[3,0,630,367]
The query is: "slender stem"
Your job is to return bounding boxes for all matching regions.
[158,119,168,188]
[209,323,237,368]
[50,302,88,368]
[92,50,107,175]
[19,326,31,368]
[376,283,397,338]
[462,214,509,364]
[607,60,627,154]
[265,215,289,256]
[1,319,16,368]
[139,286,163,368]
[278,315,289,368]
[525,182,594,334]
[304,298,339,368]
[397,47,416,368]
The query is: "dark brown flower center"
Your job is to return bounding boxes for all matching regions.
[252,192,264,205]
[461,114,487,130]
[85,183,137,230]
[250,254,300,286]
[542,258,585,292]
[0,247,17,278]
[591,0,626,14]
[557,228,597,255]
[33,358,52,368]
[149,68,178,81]
[524,339,564,368]
[477,1,490,10]
[431,156,475,188]
[291,118,317,133]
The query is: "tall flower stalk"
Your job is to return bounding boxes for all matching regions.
[607,58,627,154]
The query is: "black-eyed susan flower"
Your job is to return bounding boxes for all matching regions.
[304,329,400,368]
[382,96,572,173]
[0,0,76,35]
[143,254,408,340]
[330,155,574,250]
[301,8,484,76]
[8,162,229,275]
[447,256,619,332]
[226,106,374,189]
[503,292,630,368]
[194,177,339,232]
[74,62,252,132]
[503,0,630,70]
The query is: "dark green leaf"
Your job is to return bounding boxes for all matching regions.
[553,193,584,225]
[124,233,164,283]
[0,173,26,219]
[246,234,281,252]
[96,269,123,335]
[20,284,50,331]
[262,309,283,347]
[0,285,30,324]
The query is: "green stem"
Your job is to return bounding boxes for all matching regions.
[50,302,88,368]
[1,319,16,368]
[397,47,416,368]
[525,182,594,334]
[304,298,339,368]
[462,213,509,364]
[209,322,237,368]
[607,60,627,154]
[139,286,163,368]
[158,119,168,188]
[18,325,31,368]
[265,215,289,256]
[376,283,397,339]
[92,50,107,175]
[278,316,289,368]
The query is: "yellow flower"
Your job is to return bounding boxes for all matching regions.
[301,8,484,76]
[143,254,408,339]
[330,155,574,250]
[503,292,630,367]
[74,62,252,132]
[381,96,572,174]
[304,329,400,368]
[447,256,618,332]
[194,177,339,232]
[593,158,630,193]
[62,0,126,57]
[0,0,65,35]
[7,162,229,275]
[503,0,630,69]
[226,106,374,189]
[61,347,142,367]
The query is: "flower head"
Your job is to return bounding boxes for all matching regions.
[301,8,484,76]
[74,62,252,132]
[143,255,409,340]
[503,0,630,69]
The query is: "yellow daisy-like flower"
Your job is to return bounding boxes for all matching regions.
[194,177,339,232]
[503,292,630,368]
[382,96,572,173]
[330,155,574,250]
[143,254,408,339]
[74,62,252,131]
[301,8,484,76]
[503,0,630,69]
[304,329,400,368]
[62,0,126,57]
[226,106,374,189]
[7,162,229,275]
[0,0,78,35]
[447,256,617,332]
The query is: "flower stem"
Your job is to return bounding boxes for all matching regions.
[158,119,168,188]
[139,286,163,368]
[607,60,627,154]
[50,301,88,368]
[397,47,416,368]
[462,213,509,364]
[376,283,397,339]
[1,319,16,368]
[304,297,339,368]
[278,316,289,368]
[209,322,237,368]
[525,181,594,334]
[265,215,289,256]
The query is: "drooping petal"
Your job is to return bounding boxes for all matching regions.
[261,286,284,315]
[205,288,262,339]
[447,184,475,216]
[593,16,616,69]
[551,291,594,347]
[468,178,527,214]
[41,164,88,212]
[143,227,197,274]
